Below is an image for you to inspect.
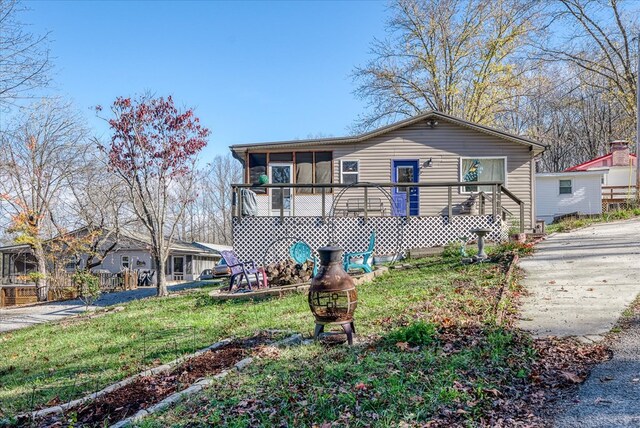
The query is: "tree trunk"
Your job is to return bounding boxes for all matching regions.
[34,248,48,302]
[154,255,168,297]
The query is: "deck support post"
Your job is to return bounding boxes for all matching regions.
[491,185,497,222]
[236,187,243,220]
[280,190,284,224]
[364,187,368,221]
[406,188,410,222]
[321,187,326,224]
[447,186,453,222]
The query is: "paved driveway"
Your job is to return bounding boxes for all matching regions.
[0,281,218,333]
[518,218,640,426]
[517,217,640,342]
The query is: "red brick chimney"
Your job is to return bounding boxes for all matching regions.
[610,140,630,166]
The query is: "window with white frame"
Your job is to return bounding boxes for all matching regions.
[340,160,359,184]
[559,179,572,194]
[121,255,130,269]
[460,157,506,192]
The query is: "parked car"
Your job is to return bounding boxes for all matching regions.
[199,269,215,280]
[213,259,231,277]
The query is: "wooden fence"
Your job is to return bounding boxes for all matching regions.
[602,185,638,211]
[0,270,139,308]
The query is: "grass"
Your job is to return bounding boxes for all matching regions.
[133,250,536,427]
[545,206,640,234]
[137,330,534,428]
[0,250,519,421]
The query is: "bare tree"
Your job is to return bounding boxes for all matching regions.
[173,154,241,245]
[67,152,133,269]
[0,0,51,109]
[352,0,541,130]
[540,0,638,120]
[0,99,88,300]
[202,154,241,244]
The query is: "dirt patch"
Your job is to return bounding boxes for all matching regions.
[75,347,245,426]
[29,334,274,428]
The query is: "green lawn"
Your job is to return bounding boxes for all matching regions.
[545,206,640,234]
[0,246,527,424]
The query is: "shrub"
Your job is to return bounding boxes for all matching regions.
[72,270,101,308]
[490,241,534,257]
[27,271,46,283]
[387,321,439,346]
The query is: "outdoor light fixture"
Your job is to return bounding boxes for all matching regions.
[427,119,438,128]
[422,158,433,168]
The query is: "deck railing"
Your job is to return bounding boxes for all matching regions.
[601,185,638,211]
[231,181,525,233]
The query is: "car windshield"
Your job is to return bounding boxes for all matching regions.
[217,259,227,266]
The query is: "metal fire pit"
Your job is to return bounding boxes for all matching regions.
[308,246,357,345]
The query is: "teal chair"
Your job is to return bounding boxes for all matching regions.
[343,230,375,273]
[289,241,318,277]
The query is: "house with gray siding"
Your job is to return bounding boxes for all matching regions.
[228,111,546,261]
[0,228,229,285]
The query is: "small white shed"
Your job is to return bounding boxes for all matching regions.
[536,171,604,224]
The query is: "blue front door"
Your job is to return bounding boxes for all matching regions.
[392,160,419,216]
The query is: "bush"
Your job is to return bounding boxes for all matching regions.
[490,241,534,257]
[73,270,101,307]
[442,241,477,259]
[386,321,439,346]
[27,271,46,282]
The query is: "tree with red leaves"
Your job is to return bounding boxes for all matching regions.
[100,95,209,296]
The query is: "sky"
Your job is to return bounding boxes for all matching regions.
[23,0,389,160]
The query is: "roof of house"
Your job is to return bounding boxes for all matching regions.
[565,153,637,172]
[537,171,606,178]
[0,228,227,257]
[229,111,547,154]
[194,242,233,253]
[118,231,223,255]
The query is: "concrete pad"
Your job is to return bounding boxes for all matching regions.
[518,218,640,340]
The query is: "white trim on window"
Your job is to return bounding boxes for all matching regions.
[340,159,360,184]
[121,255,130,269]
[559,179,573,195]
[459,156,507,194]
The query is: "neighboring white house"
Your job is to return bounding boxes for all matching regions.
[536,171,605,224]
[565,141,637,184]
[563,140,637,211]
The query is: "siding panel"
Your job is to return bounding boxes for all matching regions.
[243,119,534,228]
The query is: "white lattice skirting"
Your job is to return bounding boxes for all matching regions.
[232,215,507,264]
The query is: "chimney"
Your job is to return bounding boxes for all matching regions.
[610,140,630,166]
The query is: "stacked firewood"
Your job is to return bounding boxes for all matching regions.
[265,259,315,286]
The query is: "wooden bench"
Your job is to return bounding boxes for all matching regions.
[346,197,385,216]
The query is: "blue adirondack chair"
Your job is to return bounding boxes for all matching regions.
[289,241,318,277]
[343,230,375,273]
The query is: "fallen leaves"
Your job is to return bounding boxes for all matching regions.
[354,382,368,391]
[560,370,584,384]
